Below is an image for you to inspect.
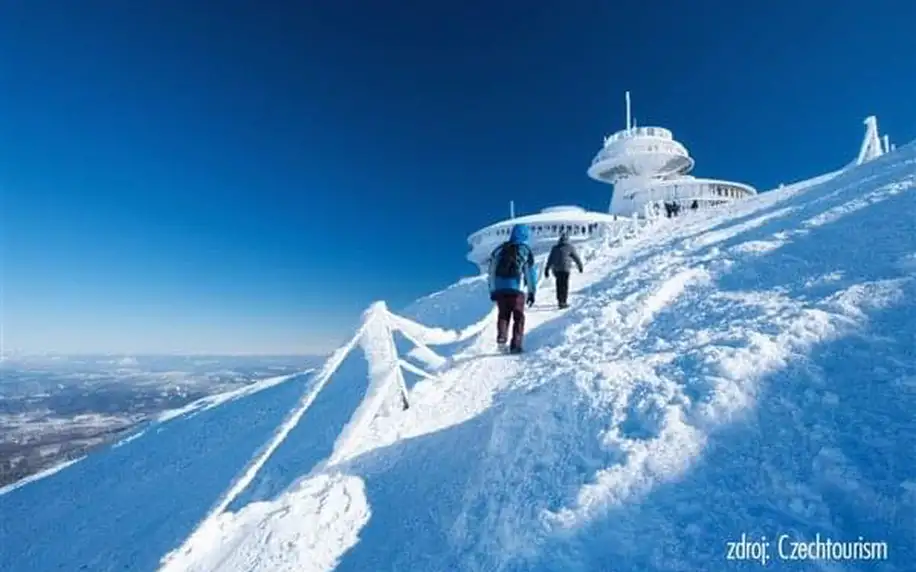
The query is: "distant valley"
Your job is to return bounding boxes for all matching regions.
[0,354,322,488]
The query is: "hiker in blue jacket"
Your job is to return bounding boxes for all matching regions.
[487,223,538,353]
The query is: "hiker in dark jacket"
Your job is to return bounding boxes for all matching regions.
[487,223,537,353]
[544,231,583,308]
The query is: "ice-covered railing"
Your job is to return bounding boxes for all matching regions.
[853,115,894,166]
[323,301,493,464]
[175,209,666,547]
[292,210,667,470]
[336,210,662,402]
[592,201,665,247]
[177,300,495,540]
[164,220,657,566]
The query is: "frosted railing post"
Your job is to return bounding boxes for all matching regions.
[855,116,883,165]
[598,223,608,248]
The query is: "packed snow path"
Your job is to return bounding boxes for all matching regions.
[163,143,915,572]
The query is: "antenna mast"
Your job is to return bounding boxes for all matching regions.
[509,200,515,219]
[625,91,632,132]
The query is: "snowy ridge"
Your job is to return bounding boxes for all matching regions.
[164,142,915,571]
[160,210,662,571]
[0,370,309,497]
[159,301,492,569]
[0,369,318,571]
[1,145,913,571]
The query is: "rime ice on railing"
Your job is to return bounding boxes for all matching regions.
[854,116,893,166]
[322,212,668,464]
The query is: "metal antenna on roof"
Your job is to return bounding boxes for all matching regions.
[509,200,515,219]
[625,91,632,133]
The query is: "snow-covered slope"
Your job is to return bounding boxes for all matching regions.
[0,373,312,571]
[2,143,915,571]
[164,143,912,571]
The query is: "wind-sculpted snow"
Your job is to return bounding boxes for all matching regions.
[166,143,915,571]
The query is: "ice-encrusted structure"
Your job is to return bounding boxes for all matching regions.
[467,109,894,270]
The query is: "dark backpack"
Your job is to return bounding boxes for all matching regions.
[494,242,527,278]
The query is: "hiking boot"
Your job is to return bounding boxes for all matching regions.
[509,345,523,354]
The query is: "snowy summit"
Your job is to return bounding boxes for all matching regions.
[1,127,914,570]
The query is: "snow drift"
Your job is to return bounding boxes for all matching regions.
[1,141,915,571]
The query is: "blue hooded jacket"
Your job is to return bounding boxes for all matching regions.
[488,224,538,297]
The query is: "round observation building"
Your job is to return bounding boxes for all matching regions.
[466,205,632,270]
[588,92,757,216]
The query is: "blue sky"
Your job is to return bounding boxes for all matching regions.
[2,1,914,355]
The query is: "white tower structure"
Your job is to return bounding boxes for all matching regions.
[853,115,893,166]
[856,116,884,164]
[465,95,897,271]
[587,92,756,216]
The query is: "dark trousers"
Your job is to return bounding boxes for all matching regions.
[554,271,570,306]
[494,292,526,349]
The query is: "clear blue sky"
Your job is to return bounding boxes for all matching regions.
[2,1,914,355]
